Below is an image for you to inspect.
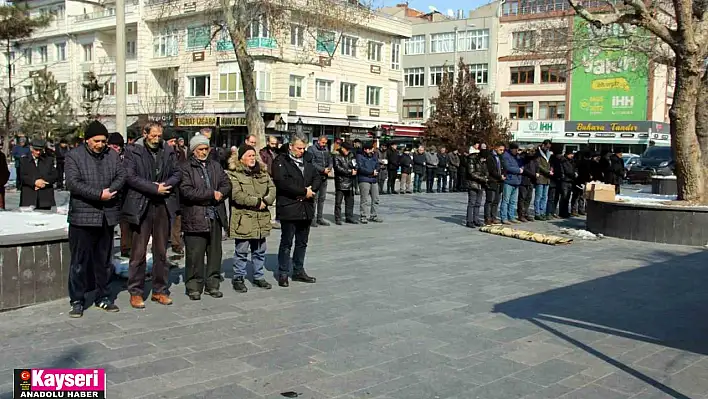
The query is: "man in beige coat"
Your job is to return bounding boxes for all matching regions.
[227,144,276,293]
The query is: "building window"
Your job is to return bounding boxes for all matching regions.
[38,46,48,63]
[512,31,536,50]
[315,79,333,102]
[127,80,138,95]
[247,16,269,39]
[187,26,211,50]
[402,99,424,119]
[103,81,116,96]
[390,38,400,70]
[316,31,336,54]
[255,71,272,100]
[509,102,533,119]
[541,28,566,47]
[404,67,425,87]
[153,31,178,57]
[25,85,33,96]
[539,101,565,119]
[188,75,210,97]
[404,35,425,55]
[430,65,454,86]
[430,32,455,53]
[126,41,136,58]
[82,44,93,62]
[366,86,381,106]
[468,63,488,84]
[289,75,303,98]
[290,25,304,47]
[340,36,357,57]
[340,82,356,103]
[55,42,66,61]
[23,48,32,65]
[55,4,65,18]
[510,66,535,84]
[458,29,489,51]
[367,41,383,62]
[541,65,567,83]
[219,70,240,100]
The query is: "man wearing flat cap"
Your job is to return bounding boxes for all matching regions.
[64,120,126,317]
[19,139,58,210]
[178,135,230,300]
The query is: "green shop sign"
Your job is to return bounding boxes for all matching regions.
[570,17,649,121]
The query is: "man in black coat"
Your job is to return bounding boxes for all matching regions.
[54,138,69,190]
[122,121,181,309]
[484,144,505,224]
[306,135,333,226]
[271,132,321,288]
[19,139,58,210]
[64,121,126,317]
[333,142,357,225]
[386,142,400,194]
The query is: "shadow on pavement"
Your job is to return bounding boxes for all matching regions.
[494,250,708,399]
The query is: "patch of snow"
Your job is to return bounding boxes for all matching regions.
[560,228,601,240]
[0,211,68,236]
[113,255,153,278]
[651,175,677,180]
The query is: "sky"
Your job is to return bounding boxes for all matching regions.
[379,0,491,16]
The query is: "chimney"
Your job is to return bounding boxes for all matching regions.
[456,9,464,19]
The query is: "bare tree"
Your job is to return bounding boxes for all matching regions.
[135,71,186,126]
[563,0,708,202]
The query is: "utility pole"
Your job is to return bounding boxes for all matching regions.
[116,0,126,140]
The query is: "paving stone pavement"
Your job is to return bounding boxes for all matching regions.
[2,189,708,399]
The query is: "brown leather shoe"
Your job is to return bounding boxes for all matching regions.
[151,293,173,305]
[130,295,145,309]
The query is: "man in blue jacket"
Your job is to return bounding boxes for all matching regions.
[307,135,333,227]
[499,142,524,224]
[355,143,383,224]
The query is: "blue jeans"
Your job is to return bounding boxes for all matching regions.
[534,184,549,217]
[233,238,267,280]
[499,183,519,222]
[413,173,424,192]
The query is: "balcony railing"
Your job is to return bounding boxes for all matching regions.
[98,55,137,63]
[70,3,137,23]
[216,37,277,51]
[501,0,618,16]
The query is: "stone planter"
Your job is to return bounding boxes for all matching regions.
[651,176,678,195]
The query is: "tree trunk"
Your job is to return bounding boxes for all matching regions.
[695,69,708,167]
[670,55,705,203]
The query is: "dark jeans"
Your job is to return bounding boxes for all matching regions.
[56,162,64,189]
[484,186,501,221]
[449,169,457,192]
[466,189,484,225]
[315,177,328,221]
[436,173,448,192]
[128,202,170,296]
[413,173,424,192]
[334,189,354,221]
[377,169,388,193]
[547,185,558,216]
[571,185,586,214]
[184,218,223,293]
[68,222,113,305]
[426,168,436,192]
[558,182,573,217]
[518,185,533,219]
[14,160,20,188]
[387,169,398,193]
[170,214,182,251]
[278,220,311,277]
[120,220,132,254]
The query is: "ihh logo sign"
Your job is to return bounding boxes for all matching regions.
[539,122,553,131]
[612,96,634,109]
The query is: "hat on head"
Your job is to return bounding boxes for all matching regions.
[526,144,536,151]
[107,132,124,146]
[162,129,176,141]
[363,142,374,150]
[84,120,109,140]
[30,139,46,149]
[340,142,353,151]
[238,144,255,160]
[509,142,520,150]
[189,134,210,152]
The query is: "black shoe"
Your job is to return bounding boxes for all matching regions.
[232,278,248,293]
[317,219,330,226]
[369,217,383,223]
[474,221,485,227]
[335,220,343,225]
[292,273,316,283]
[95,300,120,312]
[253,279,272,290]
[359,218,368,224]
[345,219,359,224]
[187,292,201,300]
[205,289,223,298]
[69,302,83,318]
[278,275,289,287]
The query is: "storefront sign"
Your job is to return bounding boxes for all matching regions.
[570,17,649,121]
[287,124,315,134]
[595,132,616,138]
[177,116,217,126]
[318,104,331,113]
[369,109,380,117]
[565,121,652,133]
[517,120,564,136]
[351,128,370,134]
[219,116,247,127]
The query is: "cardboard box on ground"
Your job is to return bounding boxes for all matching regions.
[584,182,616,202]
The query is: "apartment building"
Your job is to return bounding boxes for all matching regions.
[382,2,500,127]
[3,0,412,145]
[498,0,672,154]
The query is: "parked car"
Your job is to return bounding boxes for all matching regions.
[626,146,674,184]
[622,154,641,171]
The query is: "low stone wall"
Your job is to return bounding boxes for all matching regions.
[651,176,678,196]
[586,200,708,246]
[0,229,69,311]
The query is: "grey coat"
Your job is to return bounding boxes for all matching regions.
[307,144,333,175]
[424,152,439,168]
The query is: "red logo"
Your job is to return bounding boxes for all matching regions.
[20,370,30,381]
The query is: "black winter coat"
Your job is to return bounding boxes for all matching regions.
[486,153,504,190]
[179,157,230,233]
[271,153,322,221]
[521,155,538,186]
[122,141,182,225]
[333,152,356,191]
[437,153,449,175]
[399,153,413,174]
[604,155,625,186]
[19,155,58,209]
[555,156,576,183]
[386,148,400,171]
[412,153,426,175]
[576,159,593,185]
[55,145,69,164]
[65,145,126,227]
[465,153,489,191]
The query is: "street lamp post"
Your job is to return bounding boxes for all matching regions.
[295,117,304,136]
[374,125,383,148]
[275,116,286,133]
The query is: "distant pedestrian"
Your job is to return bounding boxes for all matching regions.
[19,139,57,210]
[333,141,358,225]
[11,136,30,188]
[54,139,69,190]
[356,143,383,224]
[307,135,333,226]
[65,120,126,317]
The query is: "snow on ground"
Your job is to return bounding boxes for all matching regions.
[0,211,68,236]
